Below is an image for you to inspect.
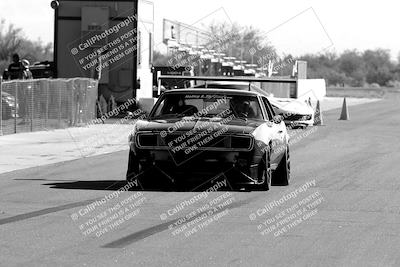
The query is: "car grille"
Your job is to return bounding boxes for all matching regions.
[136,132,253,151]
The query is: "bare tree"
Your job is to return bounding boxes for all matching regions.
[0,19,23,61]
[0,20,53,76]
[208,22,277,65]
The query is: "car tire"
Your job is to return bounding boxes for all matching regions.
[272,145,290,186]
[126,150,141,184]
[258,149,272,191]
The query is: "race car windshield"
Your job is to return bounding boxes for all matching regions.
[151,93,263,120]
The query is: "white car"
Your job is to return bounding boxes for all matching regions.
[195,81,314,128]
[268,97,314,128]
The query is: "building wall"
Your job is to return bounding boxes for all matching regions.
[56,0,154,104]
[258,82,291,98]
[297,79,326,100]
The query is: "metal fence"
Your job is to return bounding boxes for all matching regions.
[0,78,98,135]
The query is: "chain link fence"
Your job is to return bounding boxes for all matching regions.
[0,78,98,135]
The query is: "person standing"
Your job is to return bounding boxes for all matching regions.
[21,59,33,79]
[21,59,34,125]
[7,53,25,80]
[7,54,27,124]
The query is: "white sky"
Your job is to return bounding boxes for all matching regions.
[0,0,399,60]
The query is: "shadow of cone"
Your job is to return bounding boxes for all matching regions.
[313,100,324,126]
[339,97,349,120]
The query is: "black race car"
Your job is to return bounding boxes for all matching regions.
[127,88,290,190]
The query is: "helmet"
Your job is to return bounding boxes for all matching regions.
[22,59,30,68]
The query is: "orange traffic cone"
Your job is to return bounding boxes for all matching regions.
[339,97,349,120]
[313,100,324,126]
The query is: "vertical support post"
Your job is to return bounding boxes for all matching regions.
[132,0,138,100]
[14,82,17,133]
[45,81,49,129]
[157,71,161,96]
[84,80,88,124]
[71,80,74,126]
[53,5,58,78]
[0,77,2,135]
[58,82,61,127]
[30,81,34,132]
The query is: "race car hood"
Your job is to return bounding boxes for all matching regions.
[269,97,313,115]
[135,117,263,135]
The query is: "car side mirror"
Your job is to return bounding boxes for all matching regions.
[272,115,283,124]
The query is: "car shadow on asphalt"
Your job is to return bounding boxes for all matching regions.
[43,180,255,192]
[43,180,132,191]
[42,178,255,192]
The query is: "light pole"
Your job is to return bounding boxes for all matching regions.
[50,0,59,77]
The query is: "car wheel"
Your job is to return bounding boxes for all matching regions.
[272,145,290,186]
[126,150,141,183]
[258,149,272,191]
